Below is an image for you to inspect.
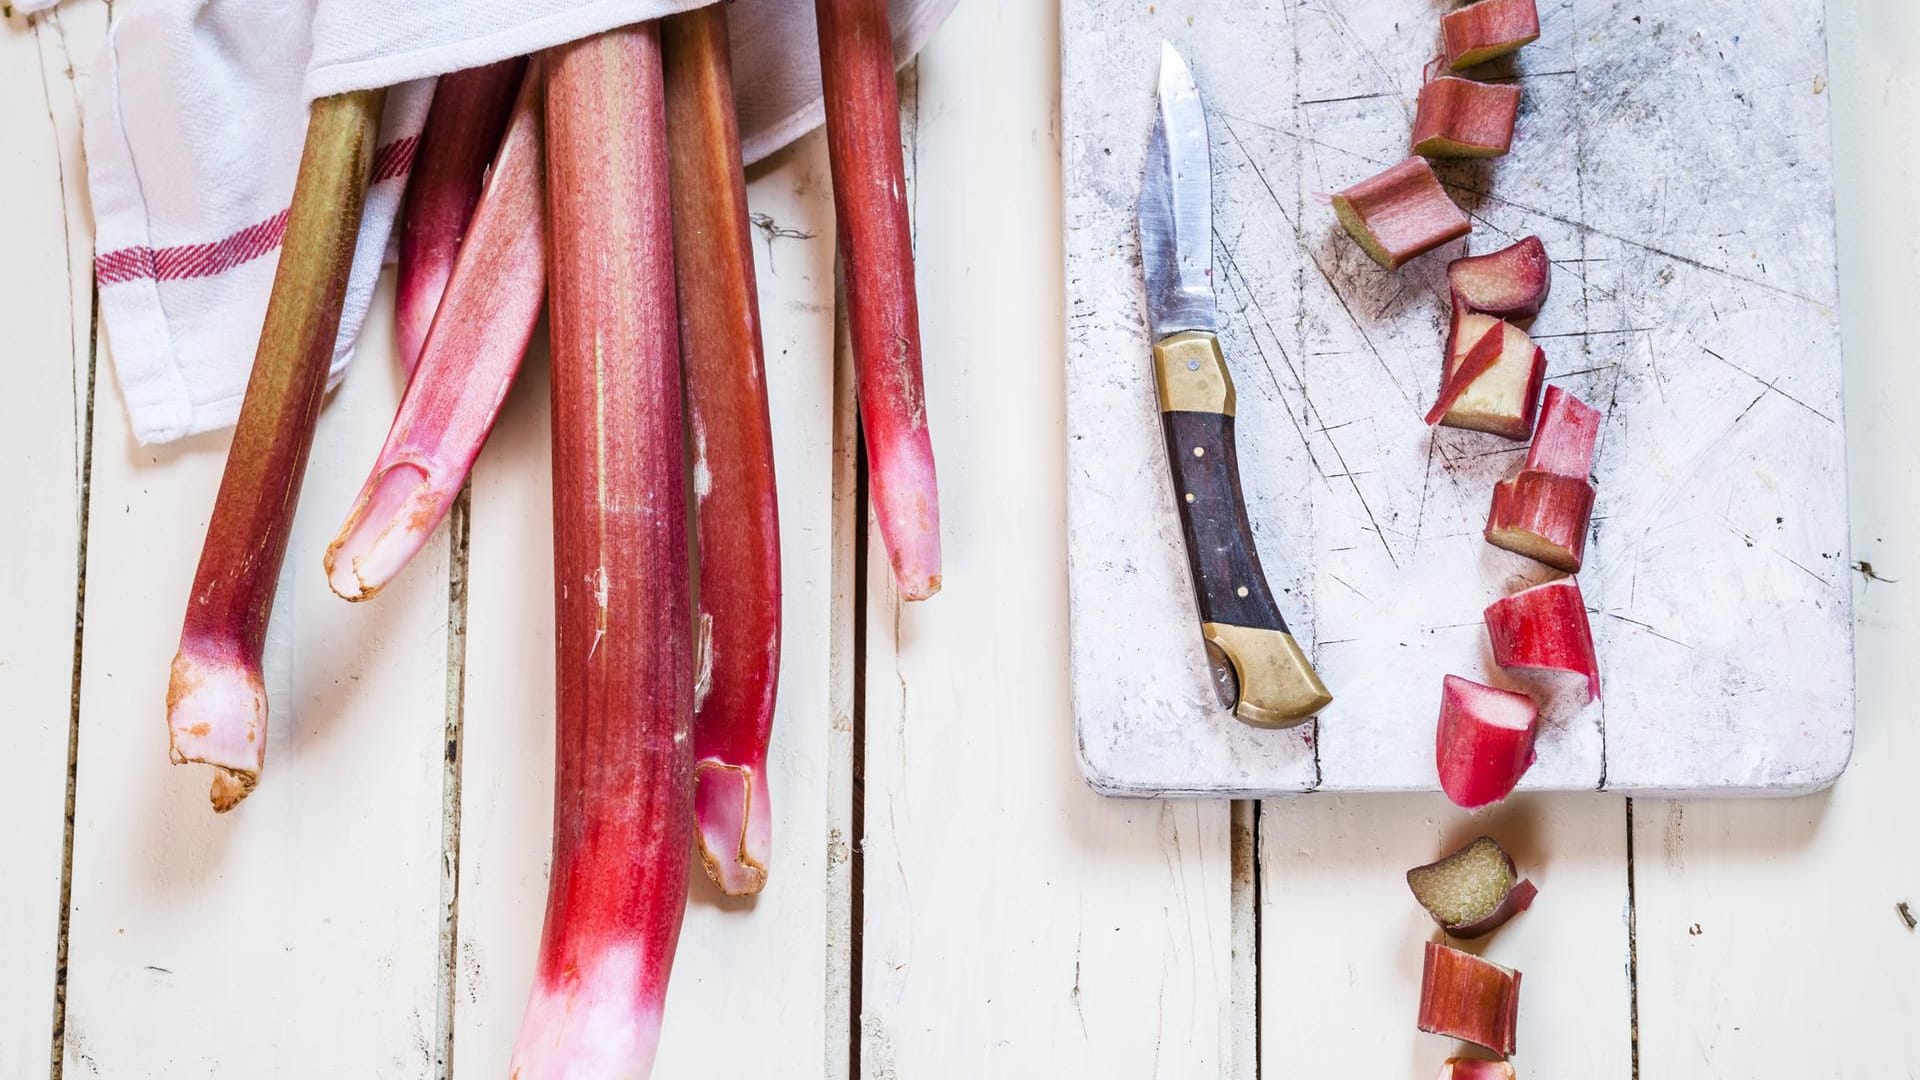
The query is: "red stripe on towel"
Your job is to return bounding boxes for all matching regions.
[95,134,417,286]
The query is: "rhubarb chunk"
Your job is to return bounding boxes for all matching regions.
[1449,236,1552,320]
[1485,578,1601,701]
[1485,470,1594,573]
[1443,0,1541,71]
[1437,308,1546,440]
[1436,1058,1519,1080]
[1332,157,1470,270]
[1413,77,1522,158]
[1407,836,1538,939]
[1419,941,1522,1056]
[1524,385,1601,479]
[1436,675,1538,809]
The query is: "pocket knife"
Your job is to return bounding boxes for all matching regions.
[1138,42,1331,727]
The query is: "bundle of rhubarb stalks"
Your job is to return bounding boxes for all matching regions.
[1329,0,1601,813]
[159,2,937,1075]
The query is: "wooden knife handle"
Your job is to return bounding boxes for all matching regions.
[1153,330,1332,727]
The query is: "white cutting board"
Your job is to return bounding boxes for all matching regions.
[1063,0,1855,797]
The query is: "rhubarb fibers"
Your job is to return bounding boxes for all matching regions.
[1418,941,1523,1056]
[508,26,693,1080]
[1406,835,1538,938]
[166,88,387,813]
[663,4,782,897]
[817,0,943,600]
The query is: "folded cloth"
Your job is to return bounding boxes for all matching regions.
[45,0,954,444]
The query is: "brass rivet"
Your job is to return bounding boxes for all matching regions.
[1184,492,1196,503]
[1237,586,1250,598]
[1193,446,1205,457]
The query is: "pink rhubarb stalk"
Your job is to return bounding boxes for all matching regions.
[816,0,943,600]
[1524,384,1601,479]
[1442,0,1542,72]
[1449,236,1552,320]
[1485,470,1595,573]
[509,27,693,1079]
[1485,578,1601,701]
[1435,674,1538,809]
[1436,1060,1519,1080]
[1412,76,1522,159]
[396,58,528,372]
[1332,157,1471,270]
[166,89,387,813]
[663,5,781,897]
[1418,941,1523,1057]
[1435,307,1547,440]
[325,62,548,602]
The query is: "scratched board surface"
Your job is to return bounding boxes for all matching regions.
[1064,0,1853,796]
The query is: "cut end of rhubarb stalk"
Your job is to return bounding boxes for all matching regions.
[166,649,267,813]
[1332,157,1471,271]
[1524,384,1601,480]
[1443,0,1542,71]
[1419,941,1522,1056]
[1436,1057,1519,1080]
[695,761,772,897]
[1436,675,1539,809]
[1407,836,1538,939]
[1426,319,1504,426]
[1449,236,1552,320]
[509,946,666,1079]
[1438,310,1546,440]
[870,443,943,601]
[324,462,435,602]
[1413,77,1522,159]
[1485,578,1601,701]
[1486,470,1595,573]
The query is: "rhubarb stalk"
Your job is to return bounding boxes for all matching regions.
[1436,307,1546,440]
[1442,0,1542,72]
[1449,236,1552,320]
[816,0,943,600]
[1436,1057,1519,1080]
[1418,940,1522,1056]
[1485,471,1594,573]
[1484,578,1601,701]
[509,27,692,1079]
[396,58,528,372]
[1332,157,1471,270]
[1435,674,1538,809]
[165,88,387,813]
[663,4,781,897]
[1412,76,1522,159]
[325,62,548,602]
[1406,835,1538,939]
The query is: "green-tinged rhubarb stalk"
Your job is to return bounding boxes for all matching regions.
[396,58,528,372]
[326,61,547,602]
[508,25,693,1080]
[165,88,386,813]
[663,4,781,897]
[816,0,943,600]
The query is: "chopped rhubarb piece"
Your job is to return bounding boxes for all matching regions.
[1485,579,1601,701]
[1407,836,1538,939]
[1442,0,1541,71]
[1436,1058,1519,1080]
[1413,76,1522,158]
[1419,941,1522,1056]
[166,88,387,812]
[1485,471,1594,573]
[663,5,782,897]
[1436,675,1538,809]
[1426,319,1504,426]
[1524,385,1601,479]
[326,61,546,602]
[1438,309,1546,440]
[396,58,528,373]
[1332,157,1471,270]
[510,26,692,1079]
[1449,236,1552,320]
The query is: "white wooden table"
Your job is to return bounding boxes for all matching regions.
[2,2,1915,1077]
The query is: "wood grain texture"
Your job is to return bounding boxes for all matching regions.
[451,128,848,1076]
[1162,410,1294,634]
[856,6,1238,1073]
[1065,0,1854,796]
[0,9,101,1075]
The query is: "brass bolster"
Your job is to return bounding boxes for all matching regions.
[1201,622,1333,727]
[1153,330,1235,415]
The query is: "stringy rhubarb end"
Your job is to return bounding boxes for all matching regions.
[509,946,666,1080]
[165,649,267,813]
[324,463,435,602]
[695,761,772,896]
[870,441,943,601]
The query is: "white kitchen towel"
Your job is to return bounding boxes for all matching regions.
[51,0,955,444]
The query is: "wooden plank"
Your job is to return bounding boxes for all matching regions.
[855,4,1235,1074]
[1632,2,1920,1071]
[1260,793,1633,1076]
[64,273,453,1078]
[1065,0,1853,796]
[450,128,849,1076]
[0,9,102,1078]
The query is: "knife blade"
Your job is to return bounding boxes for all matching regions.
[1138,42,1331,728]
